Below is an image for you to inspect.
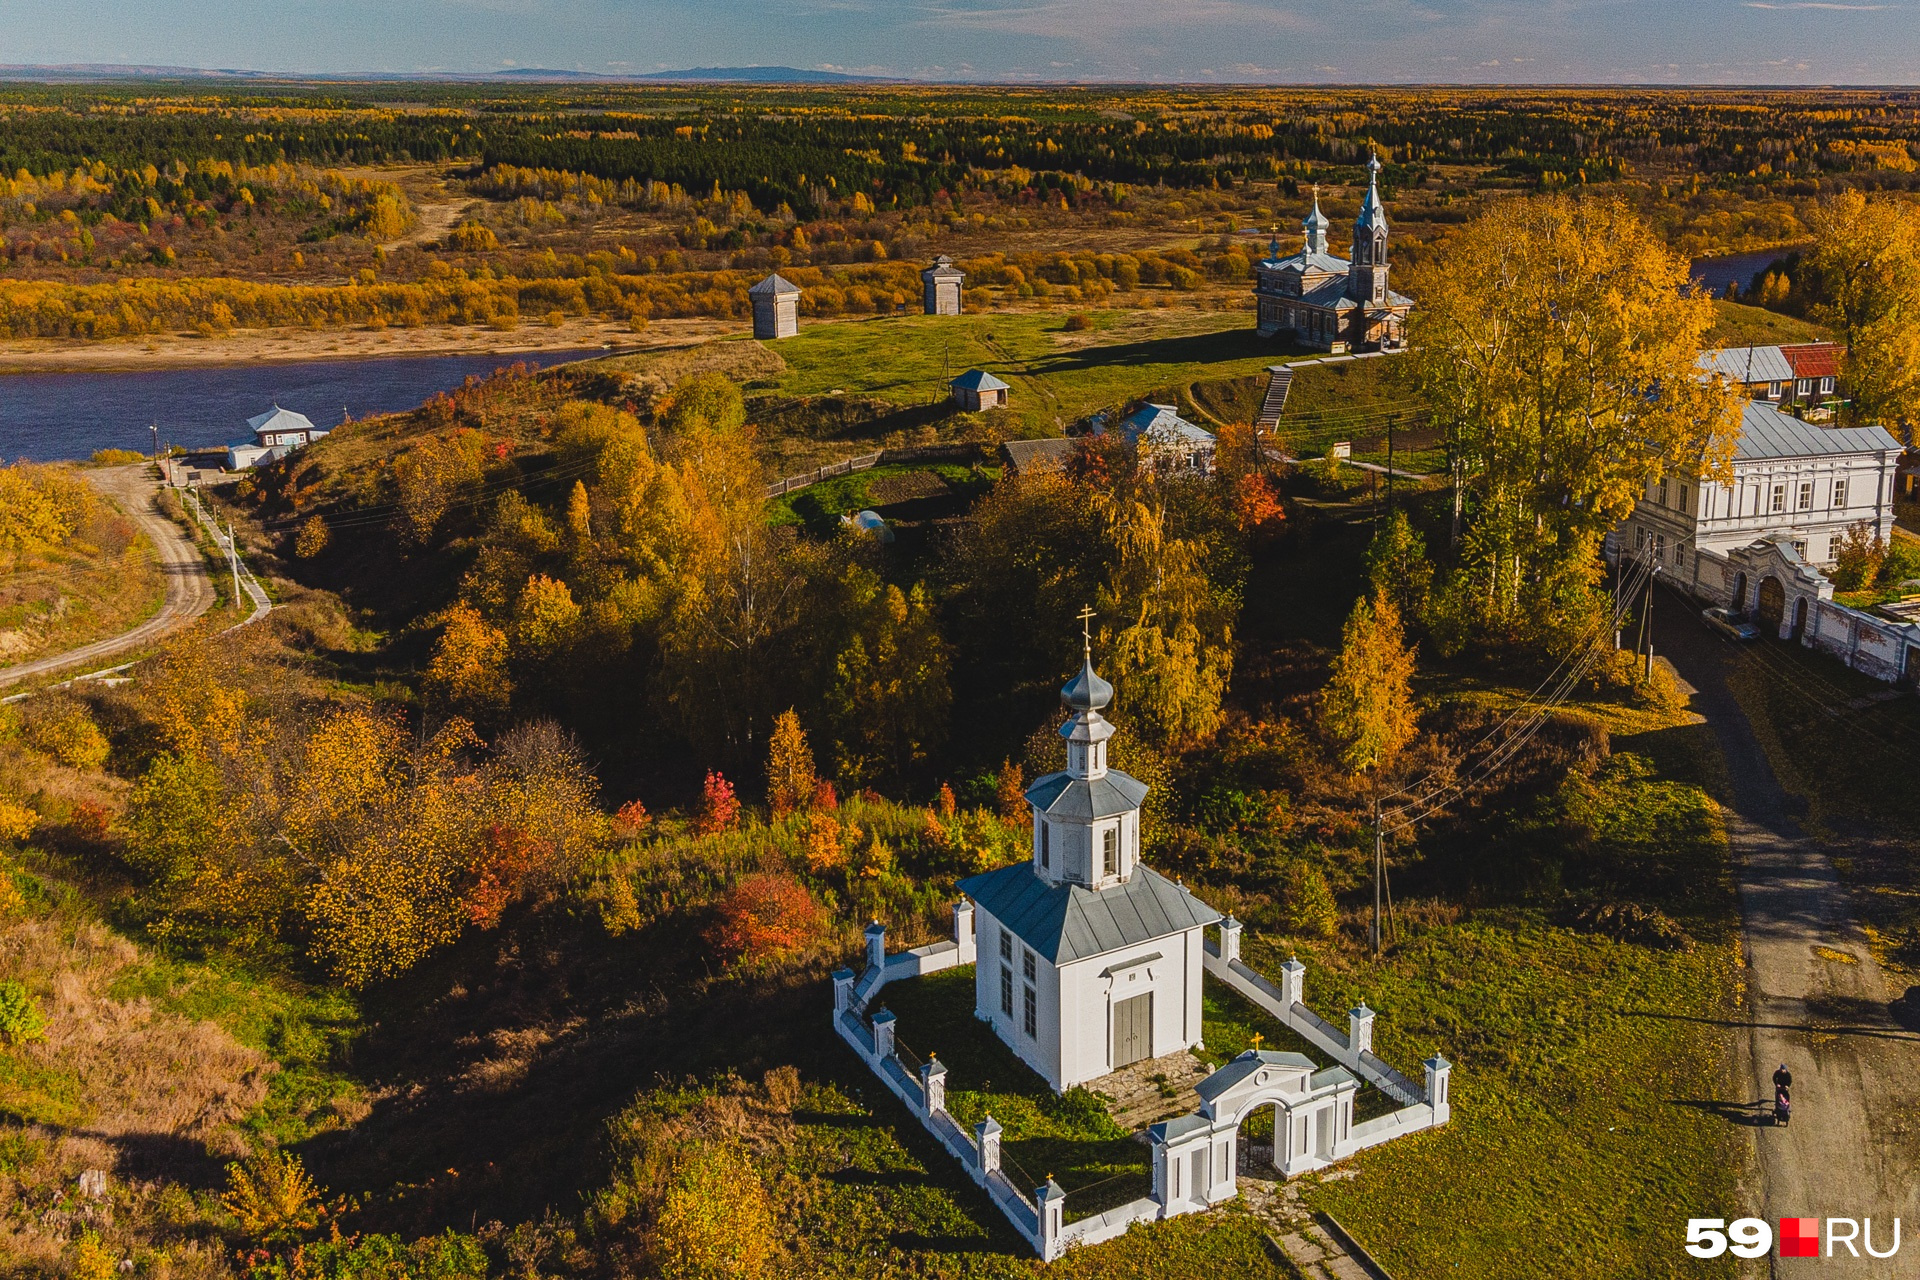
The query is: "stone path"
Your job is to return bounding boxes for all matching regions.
[1238,1174,1383,1279]
[0,464,213,690]
[1659,600,1920,1278]
[1086,1050,1209,1132]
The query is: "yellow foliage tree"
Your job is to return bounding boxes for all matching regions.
[1807,190,1920,436]
[1320,593,1418,775]
[294,515,330,559]
[1410,196,1743,647]
[222,1149,323,1243]
[425,602,513,716]
[511,573,582,655]
[765,709,816,816]
[651,1141,774,1280]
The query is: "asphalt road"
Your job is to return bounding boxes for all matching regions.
[1656,597,1920,1277]
[0,464,214,690]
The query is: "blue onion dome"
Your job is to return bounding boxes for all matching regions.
[1061,657,1113,711]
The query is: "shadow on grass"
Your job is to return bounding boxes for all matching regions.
[1668,1097,1779,1129]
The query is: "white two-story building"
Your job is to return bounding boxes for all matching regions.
[1616,398,1902,634]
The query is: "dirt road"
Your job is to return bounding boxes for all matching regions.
[1658,600,1920,1277]
[0,465,214,689]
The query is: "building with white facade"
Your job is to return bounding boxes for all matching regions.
[957,653,1220,1094]
[1100,403,1216,476]
[1621,399,1900,578]
[225,405,328,471]
[923,255,965,315]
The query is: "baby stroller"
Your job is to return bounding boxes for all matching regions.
[1774,1085,1791,1127]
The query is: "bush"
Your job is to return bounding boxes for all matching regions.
[19,703,109,770]
[706,873,823,963]
[1279,861,1338,939]
[294,515,330,559]
[0,980,47,1046]
[222,1149,322,1242]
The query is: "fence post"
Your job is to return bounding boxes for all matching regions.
[832,967,855,1017]
[953,900,976,962]
[871,1009,897,1060]
[1348,1003,1375,1056]
[975,1116,1002,1175]
[1424,1053,1452,1124]
[1036,1178,1066,1260]
[1218,915,1242,964]
[921,1055,947,1115]
[865,920,887,971]
[1279,956,1306,1007]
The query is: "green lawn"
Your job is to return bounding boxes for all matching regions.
[877,966,1153,1221]
[1704,299,1835,348]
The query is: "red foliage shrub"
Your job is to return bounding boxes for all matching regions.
[612,798,650,837]
[707,873,824,962]
[467,824,552,929]
[698,770,740,834]
[1234,474,1287,533]
[811,779,838,811]
[67,800,111,843]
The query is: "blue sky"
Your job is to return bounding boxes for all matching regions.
[0,0,1914,83]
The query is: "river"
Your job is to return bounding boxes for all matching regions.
[1689,245,1810,300]
[0,349,602,463]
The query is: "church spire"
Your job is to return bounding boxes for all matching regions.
[1347,155,1391,304]
[1303,186,1330,256]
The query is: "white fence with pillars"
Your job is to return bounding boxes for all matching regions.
[834,912,1452,1261]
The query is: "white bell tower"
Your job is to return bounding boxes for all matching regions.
[1028,608,1145,891]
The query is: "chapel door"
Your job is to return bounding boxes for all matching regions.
[1113,992,1153,1068]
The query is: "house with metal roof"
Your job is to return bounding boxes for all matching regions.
[957,647,1221,1093]
[1252,156,1412,354]
[950,367,1009,412]
[1103,403,1216,475]
[922,255,965,315]
[1618,398,1902,629]
[225,405,328,471]
[748,272,801,339]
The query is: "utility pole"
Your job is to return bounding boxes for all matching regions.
[1371,798,1384,956]
[1385,414,1395,515]
[227,519,241,610]
[1644,564,1659,679]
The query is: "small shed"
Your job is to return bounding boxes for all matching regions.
[950,368,1010,412]
[749,273,802,340]
[922,255,965,315]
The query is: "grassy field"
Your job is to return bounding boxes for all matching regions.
[1703,299,1835,349]
[0,520,165,675]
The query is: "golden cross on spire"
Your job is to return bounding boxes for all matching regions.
[1077,605,1096,659]
[1250,1032,1265,1050]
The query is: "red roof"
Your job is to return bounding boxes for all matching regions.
[1779,343,1843,379]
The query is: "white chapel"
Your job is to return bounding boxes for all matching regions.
[957,647,1221,1094]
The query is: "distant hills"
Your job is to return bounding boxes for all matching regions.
[0,63,892,84]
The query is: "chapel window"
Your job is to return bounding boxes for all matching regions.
[1798,482,1814,511]
[1771,484,1787,513]
[1834,479,1849,509]
[1102,828,1118,878]
[1039,822,1050,870]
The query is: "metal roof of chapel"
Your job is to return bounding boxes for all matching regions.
[957,862,1222,964]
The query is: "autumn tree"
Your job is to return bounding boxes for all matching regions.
[1097,495,1237,749]
[1806,190,1920,437]
[698,770,740,834]
[1410,196,1743,649]
[1321,592,1418,776]
[424,602,513,717]
[823,574,952,786]
[765,709,817,816]
[650,1140,775,1280]
[293,515,329,559]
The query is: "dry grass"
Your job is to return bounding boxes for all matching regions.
[0,917,269,1158]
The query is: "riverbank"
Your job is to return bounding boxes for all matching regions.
[0,315,740,375]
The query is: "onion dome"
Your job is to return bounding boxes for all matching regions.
[1061,657,1113,711]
